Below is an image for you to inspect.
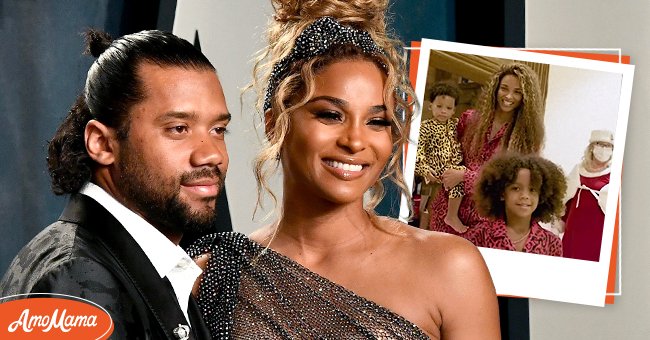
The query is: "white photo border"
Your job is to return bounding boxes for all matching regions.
[399,39,634,306]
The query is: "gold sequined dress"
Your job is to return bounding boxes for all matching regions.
[187,232,430,339]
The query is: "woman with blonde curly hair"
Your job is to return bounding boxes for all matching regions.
[428,63,545,238]
[189,0,499,338]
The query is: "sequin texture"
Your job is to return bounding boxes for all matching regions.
[263,16,385,111]
[187,232,430,339]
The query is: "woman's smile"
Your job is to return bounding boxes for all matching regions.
[323,158,369,180]
[280,59,392,204]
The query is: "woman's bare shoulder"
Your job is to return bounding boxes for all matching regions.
[378,217,480,263]
[377,218,500,339]
[374,218,492,293]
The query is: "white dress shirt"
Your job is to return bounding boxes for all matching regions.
[79,182,202,327]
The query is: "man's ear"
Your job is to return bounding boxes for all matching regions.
[264,109,275,140]
[85,120,117,166]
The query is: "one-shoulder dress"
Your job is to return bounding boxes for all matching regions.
[187,232,430,339]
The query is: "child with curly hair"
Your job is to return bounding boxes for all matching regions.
[472,153,566,256]
[415,82,468,232]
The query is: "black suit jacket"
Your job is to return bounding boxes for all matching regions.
[0,194,212,339]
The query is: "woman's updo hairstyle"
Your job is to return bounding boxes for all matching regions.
[251,0,416,216]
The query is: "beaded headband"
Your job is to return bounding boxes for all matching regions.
[263,16,384,111]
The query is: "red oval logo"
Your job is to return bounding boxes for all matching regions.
[0,294,113,339]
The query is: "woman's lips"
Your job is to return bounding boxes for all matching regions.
[326,160,363,172]
[323,159,367,180]
[500,98,516,109]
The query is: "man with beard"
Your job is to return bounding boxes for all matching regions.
[0,30,228,339]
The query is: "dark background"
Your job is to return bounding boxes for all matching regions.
[0,0,527,338]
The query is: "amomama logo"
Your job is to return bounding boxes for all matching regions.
[0,294,113,339]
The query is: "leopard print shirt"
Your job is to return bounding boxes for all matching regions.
[415,118,466,198]
[428,110,509,239]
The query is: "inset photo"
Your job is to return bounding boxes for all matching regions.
[400,39,634,306]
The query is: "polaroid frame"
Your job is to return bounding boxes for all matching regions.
[399,39,634,306]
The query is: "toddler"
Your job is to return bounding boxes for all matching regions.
[415,82,466,232]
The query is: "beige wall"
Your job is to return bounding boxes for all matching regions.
[526,0,650,339]
[173,1,277,235]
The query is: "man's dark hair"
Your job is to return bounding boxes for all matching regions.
[47,30,215,195]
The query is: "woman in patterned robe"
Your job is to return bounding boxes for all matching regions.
[428,63,545,242]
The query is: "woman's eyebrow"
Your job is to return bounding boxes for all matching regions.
[368,105,387,114]
[307,96,347,108]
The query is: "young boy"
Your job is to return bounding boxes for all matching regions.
[415,82,467,232]
[472,153,566,256]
